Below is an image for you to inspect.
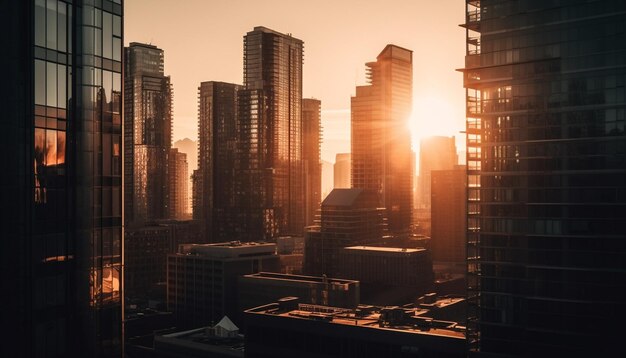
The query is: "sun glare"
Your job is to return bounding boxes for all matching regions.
[408,95,461,151]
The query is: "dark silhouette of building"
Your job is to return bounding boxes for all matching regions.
[244,298,466,358]
[167,242,280,328]
[168,148,188,220]
[124,225,171,300]
[334,153,351,189]
[303,98,322,227]
[336,246,434,305]
[304,188,388,276]
[416,136,457,236]
[1,1,124,356]
[195,81,242,241]
[431,165,467,264]
[124,42,173,226]
[352,45,414,237]
[236,26,304,241]
[461,0,626,356]
[238,272,360,315]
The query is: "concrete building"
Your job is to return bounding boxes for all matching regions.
[352,45,414,237]
[304,188,388,276]
[244,298,465,358]
[334,153,351,189]
[167,241,280,328]
[124,42,173,226]
[431,165,467,265]
[238,272,360,314]
[336,246,434,305]
[303,98,322,227]
[461,0,626,355]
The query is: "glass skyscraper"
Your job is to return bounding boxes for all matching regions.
[236,26,304,240]
[1,0,123,356]
[351,45,414,236]
[463,0,626,355]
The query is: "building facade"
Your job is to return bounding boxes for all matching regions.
[431,165,467,264]
[334,153,351,189]
[302,98,322,227]
[124,42,172,226]
[196,81,241,241]
[462,0,626,355]
[351,45,414,236]
[1,0,124,356]
[168,148,188,220]
[236,26,304,240]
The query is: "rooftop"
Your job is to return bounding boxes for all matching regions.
[178,241,276,259]
[154,326,244,357]
[242,272,358,286]
[343,246,425,254]
[246,300,465,340]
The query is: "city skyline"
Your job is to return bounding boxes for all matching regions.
[125,0,466,164]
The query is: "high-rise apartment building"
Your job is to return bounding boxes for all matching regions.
[168,148,188,220]
[351,45,413,236]
[236,26,304,240]
[462,0,626,355]
[1,1,123,356]
[334,153,351,189]
[302,98,322,227]
[196,81,241,240]
[124,42,172,226]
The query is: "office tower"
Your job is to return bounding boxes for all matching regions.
[124,42,172,226]
[237,26,304,240]
[195,81,241,240]
[462,0,626,355]
[334,153,351,189]
[245,298,466,358]
[431,165,467,264]
[302,98,322,226]
[1,1,123,356]
[167,242,280,328]
[351,45,413,236]
[173,137,197,215]
[168,148,188,220]
[304,188,388,276]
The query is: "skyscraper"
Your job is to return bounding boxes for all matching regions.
[236,26,304,240]
[124,42,172,226]
[1,1,123,356]
[431,165,467,264]
[196,81,241,241]
[351,45,413,236]
[302,98,322,227]
[462,0,626,355]
[334,153,351,189]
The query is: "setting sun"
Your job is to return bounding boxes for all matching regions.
[408,95,464,151]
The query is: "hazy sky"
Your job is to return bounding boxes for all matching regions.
[125,0,466,163]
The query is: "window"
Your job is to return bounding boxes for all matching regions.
[35,60,46,105]
[35,0,46,47]
[46,0,57,50]
[46,62,57,107]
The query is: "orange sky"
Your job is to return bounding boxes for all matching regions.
[125,0,466,163]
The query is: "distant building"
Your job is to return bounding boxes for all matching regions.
[416,136,456,236]
[352,45,414,236]
[333,153,351,189]
[167,241,280,328]
[196,81,242,241]
[238,272,360,315]
[303,98,322,227]
[304,189,387,276]
[431,165,466,265]
[124,42,173,226]
[244,298,466,358]
[125,225,172,299]
[235,27,304,241]
[336,246,434,305]
[168,148,189,220]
